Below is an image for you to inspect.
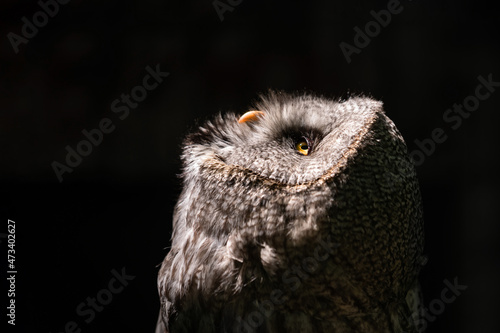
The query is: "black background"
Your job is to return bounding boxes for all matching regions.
[1,0,499,332]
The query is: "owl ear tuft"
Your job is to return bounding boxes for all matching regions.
[238,111,265,124]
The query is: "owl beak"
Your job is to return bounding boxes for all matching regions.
[238,111,265,124]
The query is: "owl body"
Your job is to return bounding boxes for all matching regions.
[157,93,424,333]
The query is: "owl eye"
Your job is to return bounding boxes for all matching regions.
[295,138,310,155]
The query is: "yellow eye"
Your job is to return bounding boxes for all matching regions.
[296,140,309,155]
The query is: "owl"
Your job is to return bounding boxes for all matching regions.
[156,92,425,333]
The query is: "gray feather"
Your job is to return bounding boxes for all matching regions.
[157,92,425,333]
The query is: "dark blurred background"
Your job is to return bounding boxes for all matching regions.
[1,0,499,332]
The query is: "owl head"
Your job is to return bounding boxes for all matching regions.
[185,91,391,185]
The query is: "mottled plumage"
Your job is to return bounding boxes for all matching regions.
[157,92,425,333]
